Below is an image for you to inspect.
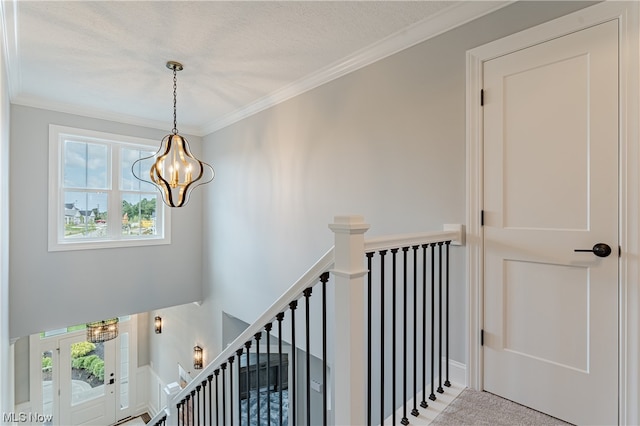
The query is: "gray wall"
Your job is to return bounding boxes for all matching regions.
[138,1,597,413]
[9,105,205,339]
[148,302,219,386]
[199,0,594,368]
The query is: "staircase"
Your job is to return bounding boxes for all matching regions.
[149,215,464,426]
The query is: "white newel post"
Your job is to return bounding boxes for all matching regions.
[329,215,370,426]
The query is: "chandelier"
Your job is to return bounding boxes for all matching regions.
[132,61,214,207]
[86,318,119,343]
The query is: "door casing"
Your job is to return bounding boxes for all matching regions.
[28,316,138,425]
[465,2,640,424]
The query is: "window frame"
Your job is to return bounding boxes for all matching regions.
[48,125,171,251]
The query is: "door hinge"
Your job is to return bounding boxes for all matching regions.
[481,210,485,226]
[480,329,484,346]
[480,89,484,106]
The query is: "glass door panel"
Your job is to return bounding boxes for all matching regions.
[59,335,116,425]
[69,341,106,406]
[42,350,54,424]
[119,332,129,410]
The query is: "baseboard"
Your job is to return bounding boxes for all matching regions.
[381,359,467,425]
[447,357,466,386]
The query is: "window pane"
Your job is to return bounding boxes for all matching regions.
[122,193,158,236]
[63,192,108,238]
[122,147,156,192]
[120,332,129,410]
[64,141,109,189]
[42,350,53,423]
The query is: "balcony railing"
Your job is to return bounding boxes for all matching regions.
[149,216,464,425]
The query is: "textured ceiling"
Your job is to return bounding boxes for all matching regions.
[2,1,508,136]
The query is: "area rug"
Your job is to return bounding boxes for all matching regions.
[430,389,572,425]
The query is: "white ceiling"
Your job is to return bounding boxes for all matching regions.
[1,1,509,136]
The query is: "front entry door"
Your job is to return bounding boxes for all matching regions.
[483,20,618,425]
[58,334,117,425]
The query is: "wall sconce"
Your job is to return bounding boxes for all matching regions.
[154,316,162,334]
[193,345,203,369]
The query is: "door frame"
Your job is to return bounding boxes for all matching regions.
[57,333,117,425]
[465,2,640,424]
[29,315,139,425]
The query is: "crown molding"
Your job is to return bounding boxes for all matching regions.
[1,1,512,138]
[11,94,202,137]
[201,1,513,135]
[1,0,21,100]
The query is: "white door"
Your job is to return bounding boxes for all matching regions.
[58,335,117,425]
[483,19,618,425]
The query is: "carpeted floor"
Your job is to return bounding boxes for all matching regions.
[430,389,573,425]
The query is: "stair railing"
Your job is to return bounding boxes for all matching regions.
[148,215,463,426]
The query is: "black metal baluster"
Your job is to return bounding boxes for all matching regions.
[420,244,428,409]
[366,252,374,426]
[228,356,235,426]
[208,375,213,426]
[401,246,409,426]
[196,385,202,426]
[320,272,329,426]
[214,370,220,426]
[177,402,182,426]
[304,287,312,426]
[244,341,252,425]
[255,332,262,423]
[236,349,244,426]
[290,300,298,426]
[277,312,285,426]
[430,243,436,402]
[437,242,444,394]
[379,249,387,426]
[221,363,227,426]
[391,247,398,425]
[445,241,452,388]
[194,390,198,426]
[265,323,273,426]
[411,245,420,417]
[201,380,207,426]
[184,395,193,426]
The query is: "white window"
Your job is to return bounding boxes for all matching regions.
[48,125,171,251]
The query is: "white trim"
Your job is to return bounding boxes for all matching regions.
[47,125,171,252]
[201,1,513,135]
[12,95,202,138]
[0,0,20,102]
[384,360,466,425]
[0,1,511,137]
[466,2,640,424]
[29,316,140,425]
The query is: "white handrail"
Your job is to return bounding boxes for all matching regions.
[365,225,463,252]
[169,246,335,408]
[149,220,464,425]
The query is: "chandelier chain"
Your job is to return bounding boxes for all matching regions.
[172,66,178,135]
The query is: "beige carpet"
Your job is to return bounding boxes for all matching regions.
[430,389,573,425]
